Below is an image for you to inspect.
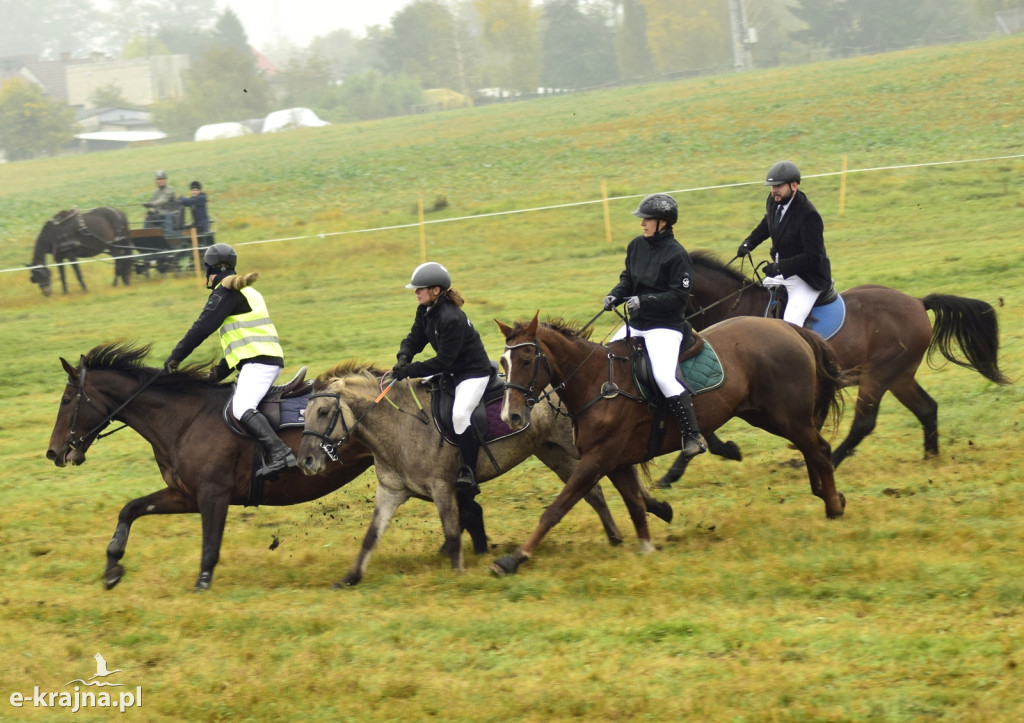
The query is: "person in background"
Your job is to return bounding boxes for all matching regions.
[163,243,297,482]
[736,160,833,327]
[603,193,706,460]
[143,170,178,237]
[179,180,209,234]
[390,262,493,493]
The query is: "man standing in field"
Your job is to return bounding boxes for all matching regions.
[736,160,833,328]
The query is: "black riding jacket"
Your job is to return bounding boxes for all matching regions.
[744,190,832,291]
[608,229,693,335]
[397,295,492,384]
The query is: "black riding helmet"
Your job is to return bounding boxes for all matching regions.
[204,243,237,288]
[764,160,801,185]
[631,193,678,227]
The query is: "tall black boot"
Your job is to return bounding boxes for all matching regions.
[240,409,298,481]
[455,429,480,493]
[666,393,707,460]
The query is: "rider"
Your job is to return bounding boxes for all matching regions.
[163,243,297,481]
[389,262,493,493]
[602,193,706,460]
[143,170,178,237]
[736,160,833,327]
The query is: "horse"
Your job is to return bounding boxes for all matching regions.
[27,207,134,296]
[493,312,847,576]
[296,361,673,586]
[655,251,1011,487]
[44,342,665,591]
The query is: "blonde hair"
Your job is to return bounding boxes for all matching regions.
[440,287,465,308]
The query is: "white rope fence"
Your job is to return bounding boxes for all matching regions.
[5,152,1022,277]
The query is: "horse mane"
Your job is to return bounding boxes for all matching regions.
[508,317,594,342]
[690,250,749,285]
[313,360,386,391]
[82,340,215,388]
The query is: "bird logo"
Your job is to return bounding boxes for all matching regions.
[64,653,124,687]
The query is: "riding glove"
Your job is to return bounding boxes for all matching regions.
[391,364,412,381]
[763,262,781,277]
[737,242,751,257]
[625,296,641,312]
[163,357,179,373]
[603,294,619,311]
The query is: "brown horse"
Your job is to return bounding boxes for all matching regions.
[27,208,134,296]
[44,342,655,591]
[655,251,1011,487]
[493,313,846,575]
[296,361,672,586]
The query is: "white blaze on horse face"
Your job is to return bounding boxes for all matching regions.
[500,348,513,423]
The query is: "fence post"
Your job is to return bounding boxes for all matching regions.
[190,228,202,286]
[839,154,848,217]
[601,180,613,243]
[418,198,427,262]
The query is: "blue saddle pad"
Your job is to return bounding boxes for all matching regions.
[275,392,310,429]
[806,295,846,340]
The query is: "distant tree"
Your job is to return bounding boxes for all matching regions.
[274,54,334,109]
[336,70,424,120]
[614,0,655,78]
[383,1,465,90]
[90,83,133,108]
[308,29,366,81]
[122,34,172,59]
[0,78,76,161]
[540,0,619,89]
[641,0,731,74]
[0,0,101,57]
[151,44,270,137]
[213,8,250,53]
[473,0,542,94]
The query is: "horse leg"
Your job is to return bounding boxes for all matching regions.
[337,482,409,588]
[654,432,742,489]
[457,489,489,554]
[72,263,87,292]
[889,378,939,458]
[831,382,884,468]
[605,466,654,553]
[58,264,69,294]
[490,457,613,576]
[796,430,845,519]
[194,486,231,591]
[105,488,199,590]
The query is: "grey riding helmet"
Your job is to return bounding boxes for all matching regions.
[406,262,451,290]
[764,160,801,185]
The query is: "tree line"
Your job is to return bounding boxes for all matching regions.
[0,0,1014,159]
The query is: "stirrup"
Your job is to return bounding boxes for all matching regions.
[680,435,707,459]
[455,465,478,492]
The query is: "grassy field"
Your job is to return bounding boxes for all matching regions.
[1,36,1023,721]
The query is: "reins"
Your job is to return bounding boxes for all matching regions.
[69,366,163,450]
[685,255,765,323]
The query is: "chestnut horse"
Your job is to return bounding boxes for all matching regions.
[44,343,660,591]
[656,252,1010,487]
[27,208,134,295]
[493,313,846,576]
[296,361,672,586]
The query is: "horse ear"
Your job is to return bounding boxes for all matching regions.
[494,319,512,338]
[60,357,77,378]
[525,312,540,336]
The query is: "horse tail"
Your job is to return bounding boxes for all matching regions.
[921,294,1010,385]
[791,325,846,431]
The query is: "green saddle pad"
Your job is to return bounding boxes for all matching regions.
[679,340,724,395]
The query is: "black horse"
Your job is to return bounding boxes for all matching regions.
[27,208,134,296]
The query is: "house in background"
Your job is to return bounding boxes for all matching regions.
[66,54,190,109]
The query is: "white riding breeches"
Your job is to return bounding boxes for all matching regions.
[611,324,685,398]
[452,375,490,434]
[231,363,282,419]
[762,273,820,327]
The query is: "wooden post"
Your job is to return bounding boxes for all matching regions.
[601,180,613,243]
[839,154,848,217]
[190,228,203,286]
[418,198,427,262]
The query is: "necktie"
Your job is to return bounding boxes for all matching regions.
[774,205,783,227]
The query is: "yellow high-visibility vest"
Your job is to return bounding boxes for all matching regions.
[219,286,283,368]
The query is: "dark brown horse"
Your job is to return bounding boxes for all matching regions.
[27,208,133,296]
[493,313,847,575]
[655,251,1011,487]
[44,342,652,591]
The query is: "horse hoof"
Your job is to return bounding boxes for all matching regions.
[489,555,520,576]
[104,565,124,590]
[652,477,675,490]
[335,575,360,588]
[194,571,212,591]
[720,441,743,461]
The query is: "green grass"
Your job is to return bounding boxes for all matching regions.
[1,36,1023,721]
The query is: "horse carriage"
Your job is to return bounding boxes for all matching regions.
[129,204,215,277]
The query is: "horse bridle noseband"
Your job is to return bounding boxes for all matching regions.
[502,341,558,408]
[300,392,352,463]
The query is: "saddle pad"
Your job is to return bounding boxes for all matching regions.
[434,398,521,446]
[275,392,311,429]
[679,340,725,396]
[806,295,846,341]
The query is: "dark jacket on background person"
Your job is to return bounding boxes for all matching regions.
[179,192,209,233]
[398,295,492,384]
[608,230,693,336]
[743,189,831,291]
[168,273,283,381]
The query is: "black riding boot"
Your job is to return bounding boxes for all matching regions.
[240,409,298,481]
[455,430,480,493]
[666,393,707,460]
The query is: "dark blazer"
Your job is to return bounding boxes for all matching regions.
[744,190,831,291]
[608,230,693,335]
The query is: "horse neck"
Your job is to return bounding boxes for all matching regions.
[691,271,768,327]
[88,370,214,445]
[335,381,415,462]
[537,329,606,410]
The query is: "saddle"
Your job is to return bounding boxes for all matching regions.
[222,366,312,436]
[429,364,518,445]
[765,282,846,340]
[629,332,725,405]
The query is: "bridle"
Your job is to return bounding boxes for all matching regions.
[300,391,352,463]
[502,340,557,408]
[66,365,159,451]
